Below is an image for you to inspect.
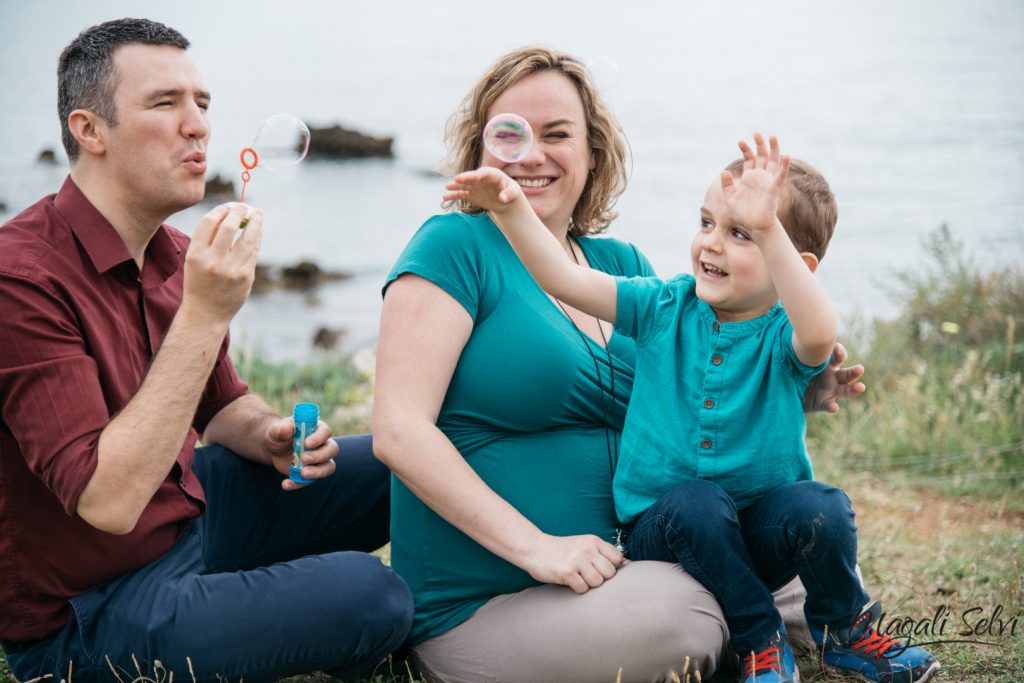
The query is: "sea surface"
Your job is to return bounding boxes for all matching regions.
[2,0,1022,360]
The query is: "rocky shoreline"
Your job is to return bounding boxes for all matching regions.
[251,260,354,351]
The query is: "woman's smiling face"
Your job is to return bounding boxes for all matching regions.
[481,70,595,232]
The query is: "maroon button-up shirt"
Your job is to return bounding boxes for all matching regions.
[0,177,249,641]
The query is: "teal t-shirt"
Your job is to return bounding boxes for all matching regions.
[613,274,827,522]
[384,212,655,644]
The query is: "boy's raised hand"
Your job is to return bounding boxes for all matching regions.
[720,132,791,240]
[444,167,524,214]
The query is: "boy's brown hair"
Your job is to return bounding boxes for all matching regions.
[725,158,838,260]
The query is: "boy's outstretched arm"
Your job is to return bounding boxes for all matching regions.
[444,167,618,323]
[722,133,837,366]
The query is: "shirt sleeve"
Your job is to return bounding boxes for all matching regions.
[383,214,485,320]
[774,317,830,379]
[613,275,674,345]
[0,274,107,515]
[193,330,249,434]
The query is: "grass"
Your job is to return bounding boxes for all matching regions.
[3,227,1020,682]
[232,346,376,435]
[798,225,1023,681]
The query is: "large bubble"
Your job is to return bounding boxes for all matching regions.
[252,114,311,169]
[483,113,533,163]
[239,114,311,201]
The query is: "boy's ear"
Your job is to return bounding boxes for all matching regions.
[800,252,820,273]
[67,109,107,157]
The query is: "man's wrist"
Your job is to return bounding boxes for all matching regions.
[175,301,232,338]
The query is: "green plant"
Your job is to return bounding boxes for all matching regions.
[808,226,1024,505]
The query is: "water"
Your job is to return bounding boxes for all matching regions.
[2,0,1022,361]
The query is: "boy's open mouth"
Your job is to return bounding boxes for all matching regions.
[701,261,728,278]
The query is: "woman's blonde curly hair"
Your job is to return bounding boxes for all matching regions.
[440,46,629,237]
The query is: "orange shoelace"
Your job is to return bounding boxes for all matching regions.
[852,628,901,659]
[744,645,781,677]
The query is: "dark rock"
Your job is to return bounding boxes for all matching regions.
[38,149,58,164]
[281,260,352,287]
[0,199,7,212]
[306,124,394,159]
[312,326,345,350]
[250,260,352,294]
[204,174,236,200]
[281,261,323,289]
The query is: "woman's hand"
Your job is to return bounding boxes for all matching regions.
[803,342,866,413]
[521,533,625,594]
[444,167,524,214]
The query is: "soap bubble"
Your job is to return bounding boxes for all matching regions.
[587,56,621,92]
[483,113,533,163]
[251,114,311,170]
[238,113,311,201]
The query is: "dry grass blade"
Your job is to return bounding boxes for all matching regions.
[105,656,125,683]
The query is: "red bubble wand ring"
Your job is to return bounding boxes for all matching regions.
[239,147,259,202]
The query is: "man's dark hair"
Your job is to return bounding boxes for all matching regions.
[57,18,190,162]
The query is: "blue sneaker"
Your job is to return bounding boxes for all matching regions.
[810,601,940,683]
[741,631,800,683]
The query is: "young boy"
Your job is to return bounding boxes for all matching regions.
[444,134,940,683]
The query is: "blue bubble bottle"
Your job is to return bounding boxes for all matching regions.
[290,403,319,485]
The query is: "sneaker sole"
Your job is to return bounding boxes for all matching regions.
[913,661,941,683]
[819,659,940,683]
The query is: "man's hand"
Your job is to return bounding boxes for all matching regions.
[265,417,339,490]
[720,132,791,241]
[803,342,867,413]
[520,533,625,594]
[443,167,525,216]
[180,203,263,326]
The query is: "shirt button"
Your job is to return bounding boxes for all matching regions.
[711,355,723,365]
[701,439,712,449]
[712,321,720,331]
[704,398,714,408]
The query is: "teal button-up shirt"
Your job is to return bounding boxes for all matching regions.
[613,274,827,522]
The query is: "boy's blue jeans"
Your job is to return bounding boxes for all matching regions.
[7,435,413,683]
[627,479,870,653]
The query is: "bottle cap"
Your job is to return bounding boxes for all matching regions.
[293,403,319,424]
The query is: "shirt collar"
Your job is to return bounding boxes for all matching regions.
[698,298,783,335]
[53,176,181,280]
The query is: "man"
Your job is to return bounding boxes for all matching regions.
[0,18,411,683]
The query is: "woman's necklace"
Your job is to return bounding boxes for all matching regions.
[552,235,626,554]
